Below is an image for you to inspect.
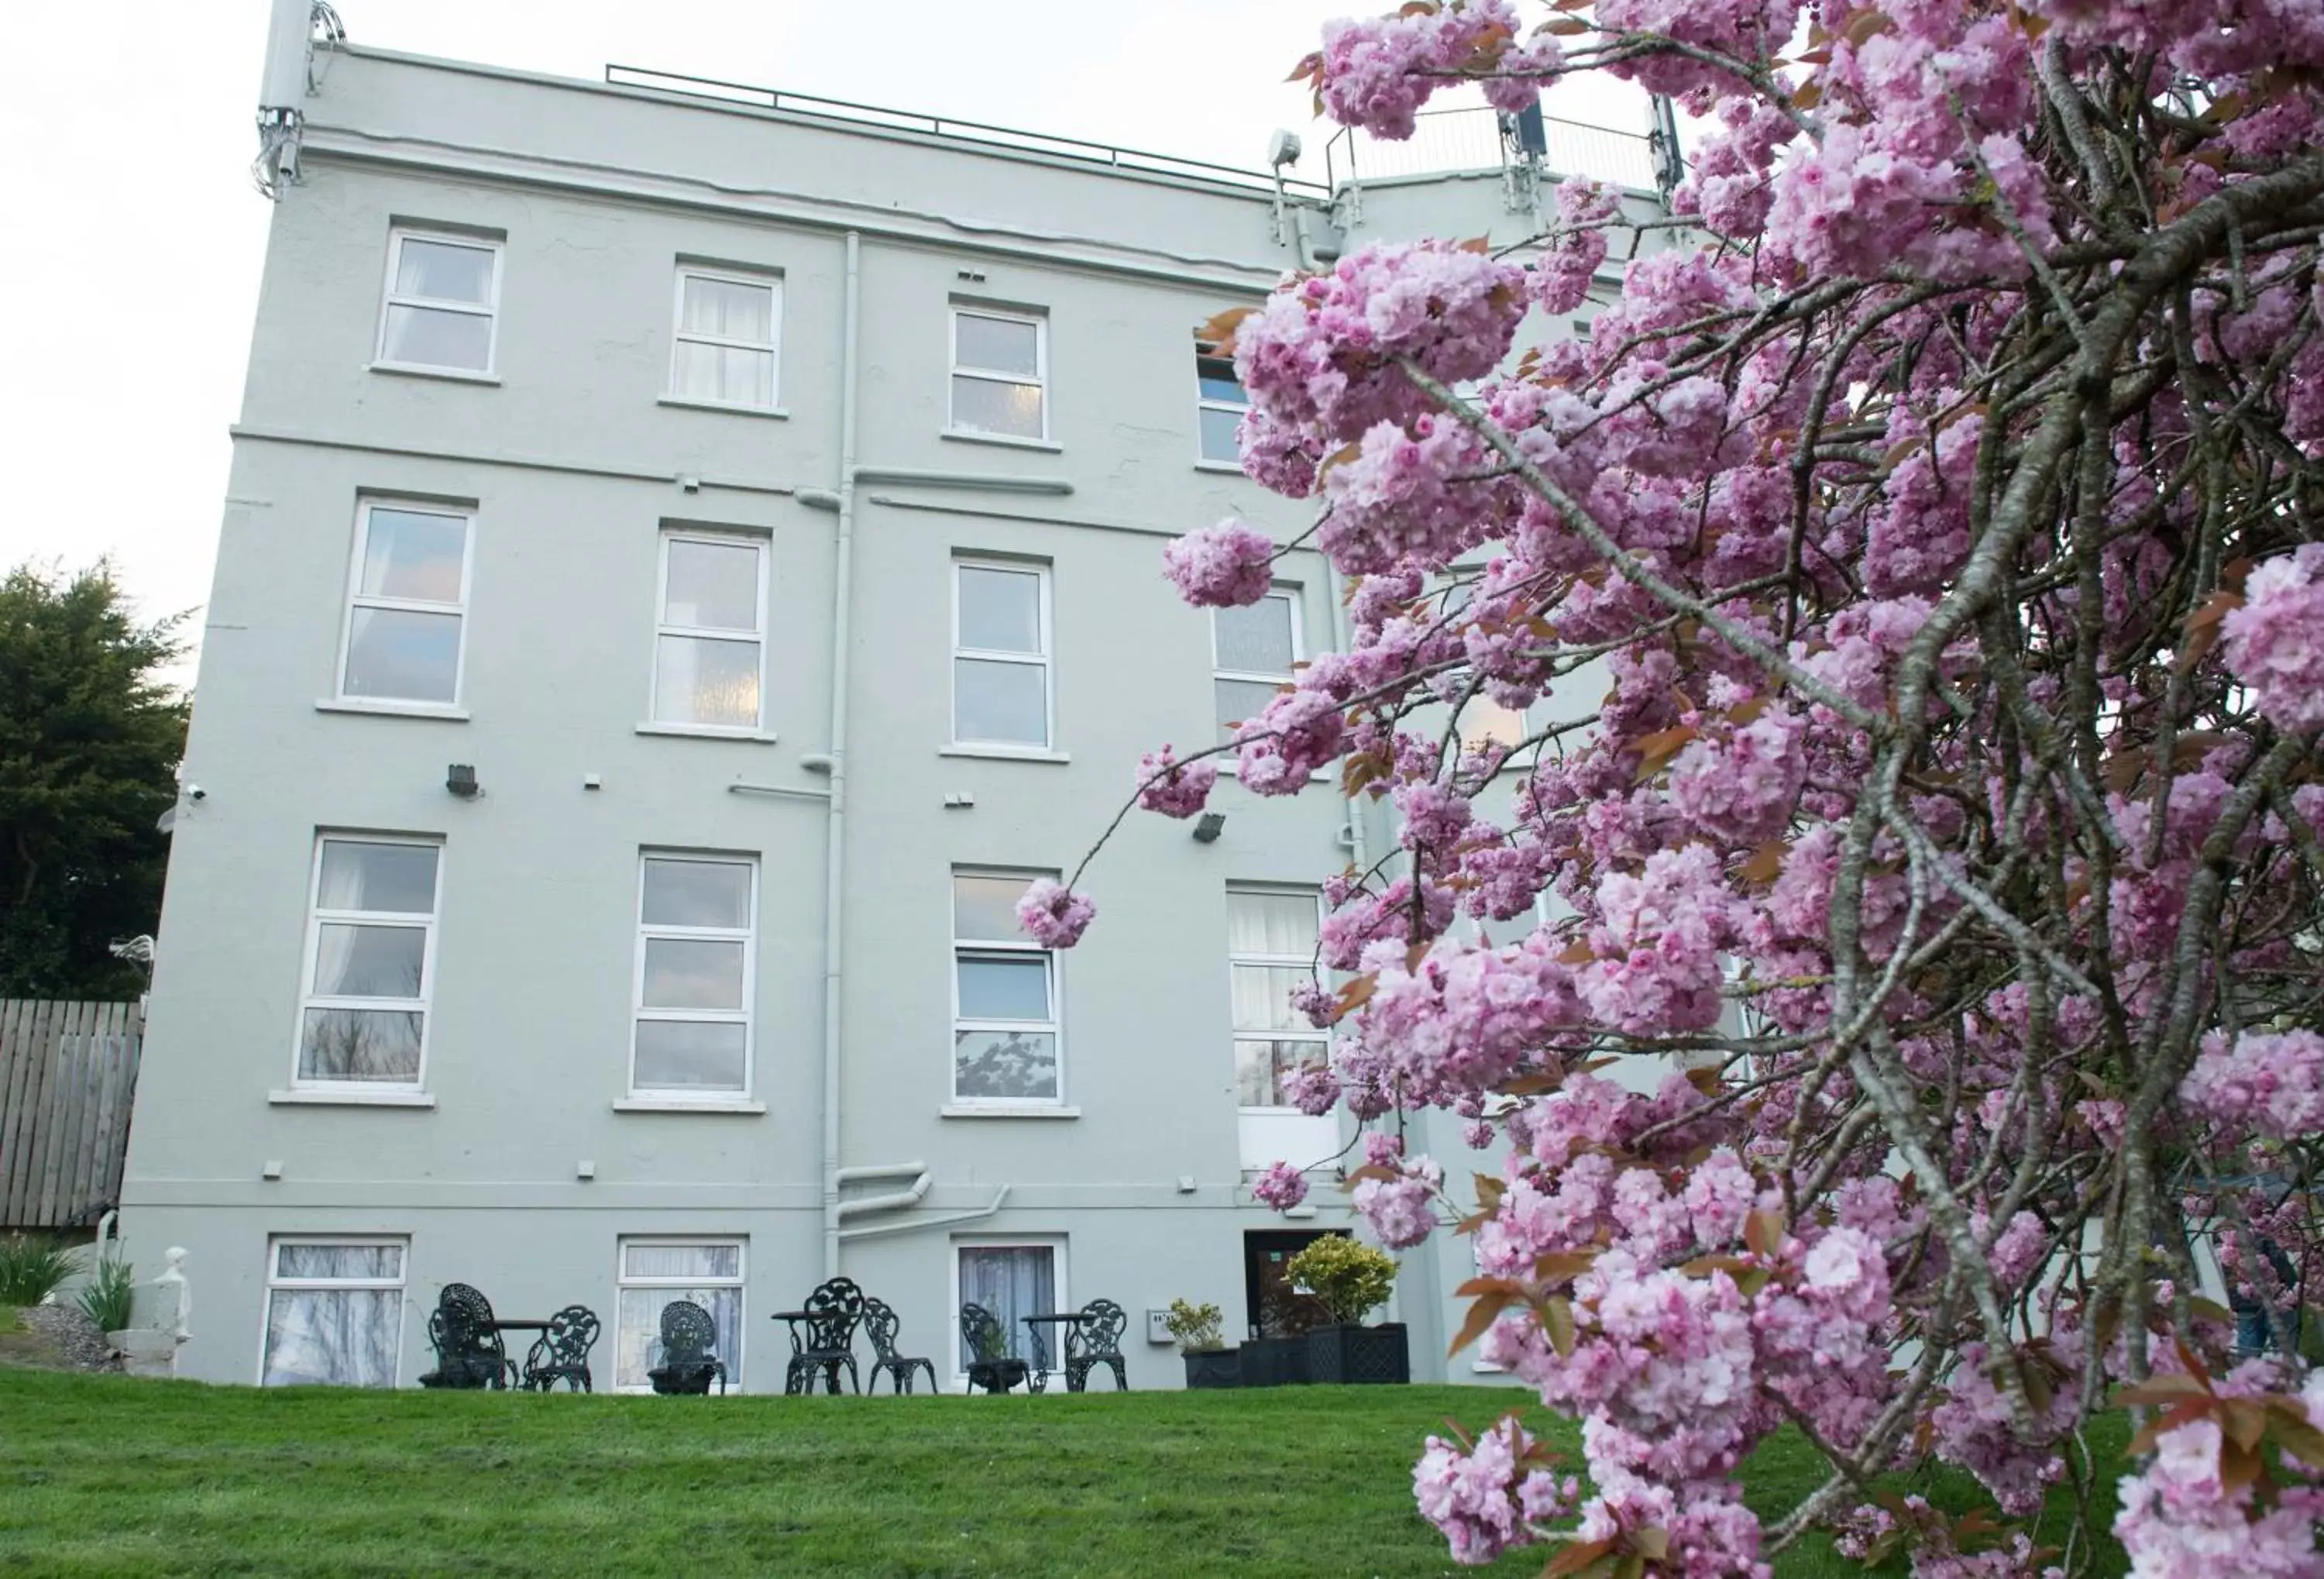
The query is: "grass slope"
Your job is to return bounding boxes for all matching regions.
[0,1370,2124,1577]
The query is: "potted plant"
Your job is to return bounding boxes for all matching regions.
[1164,1299,1239,1389]
[1240,1289,1319,1387]
[1284,1237,1408,1385]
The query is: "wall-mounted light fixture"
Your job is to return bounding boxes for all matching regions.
[1192,812,1226,843]
[446,763,480,799]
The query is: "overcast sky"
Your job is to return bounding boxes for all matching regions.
[0,2,1650,681]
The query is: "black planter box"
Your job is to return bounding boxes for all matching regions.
[1238,1335,1310,1388]
[1182,1349,1241,1389]
[1305,1323,1410,1385]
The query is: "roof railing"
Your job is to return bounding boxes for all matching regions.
[603,64,1331,197]
[1323,105,1660,193]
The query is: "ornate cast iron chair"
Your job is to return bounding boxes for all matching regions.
[1065,1299,1129,1393]
[521,1305,601,1393]
[959,1302,1030,1395]
[418,1282,517,1390]
[861,1297,938,1395]
[648,1299,727,1395]
[782,1277,866,1395]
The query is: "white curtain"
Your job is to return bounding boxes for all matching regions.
[1226,891,1317,957]
[263,1288,401,1387]
[959,1247,1054,1368]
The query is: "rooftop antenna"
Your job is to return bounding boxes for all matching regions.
[254,1,346,200]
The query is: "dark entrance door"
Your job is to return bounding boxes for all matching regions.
[1243,1229,1347,1339]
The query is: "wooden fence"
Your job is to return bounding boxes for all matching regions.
[0,1000,144,1230]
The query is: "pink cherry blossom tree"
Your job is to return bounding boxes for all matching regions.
[1064,2,2324,1570]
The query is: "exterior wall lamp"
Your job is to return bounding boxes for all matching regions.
[1192,812,1226,843]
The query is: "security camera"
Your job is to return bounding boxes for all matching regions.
[186,785,207,801]
[1266,129,1303,169]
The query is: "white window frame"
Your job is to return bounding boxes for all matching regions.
[1195,340,1250,467]
[947,305,1050,442]
[291,834,443,1094]
[614,1237,747,1395]
[630,852,759,1099]
[1212,585,1305,743]
[950,1235,1067,1389]
[256,1235,409,1388]
[951,869,1064,1108]
[648,528,771,735]
[667,264,783,411]
[950,558,1054,752]
[334,497,473,709]
[1227,886,1330,1113]
[373,228,503,377]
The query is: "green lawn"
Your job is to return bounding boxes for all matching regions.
[0,1370,2124,1576]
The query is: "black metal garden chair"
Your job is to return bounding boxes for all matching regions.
[959,1302,1030,1395]
[780,1277,865,1395]
[647,1299,727,1395]
[1064,1298,1129,1393]
[521,1305,600,1392]
[418,1282,517,1390]
[861,1297,938,1395]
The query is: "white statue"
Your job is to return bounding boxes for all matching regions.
[154,1247,191,1342]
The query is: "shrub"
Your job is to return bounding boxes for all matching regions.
[1284,1237,1397,1326]
[0,1234,77,1306]
[78,1257,136,1334]
[1164,1298,1226,1354]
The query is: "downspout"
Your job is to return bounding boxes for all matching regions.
[834,1161,932,1219]
[820,229,863,1279]
[838,1187,1013,1242]
[1325,566,1446,1371]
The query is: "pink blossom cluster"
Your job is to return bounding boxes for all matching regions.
[1353,1153,1443,1248]
[1668,706,1806,846]
[1232,241,1527,446]
[2223,545,2324,734]
[2180,1029,2324,1142]
[1013,879,1095,948]
[1252,1161,1309,1211]
[1312,0,1554,139]
[1133,746,1217,819]
[1411,1416,1575,1566]
[1160,519,1276,608]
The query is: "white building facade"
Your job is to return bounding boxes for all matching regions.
[121,8,1669,1391]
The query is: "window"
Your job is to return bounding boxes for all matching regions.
[950,306,1047,440]
[1213,588,1302,741]
[294,837,441,1089]
[954,1239,1062,1376]
[337,500,471,706]
[631,854,758,1096]
[651,531,768,731]
[261,1238,406,1388]
[669,267,780,409]
[952,871,1061,1104]
[614,1240,744,1392]
[375,229,500,374]
[1228,889,1329,1109]
[952,560,1051,749]
[1195,341,1250,465]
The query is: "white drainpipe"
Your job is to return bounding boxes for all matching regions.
[817,230,864,1279]
[834,1161,932,1219]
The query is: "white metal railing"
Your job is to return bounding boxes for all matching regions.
[1325,106,1659,191]
[604,65,1330,198]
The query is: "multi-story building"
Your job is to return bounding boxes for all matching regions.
[119,2,1669,1390]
